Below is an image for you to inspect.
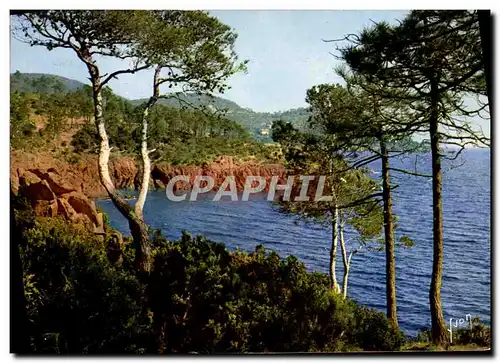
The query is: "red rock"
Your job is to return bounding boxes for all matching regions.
[94,212,105,234]
[29,170,76,196]
[33,200,58,217]
[57,198,77,219]
[11,150,286,233]
[65,192,99,226]
[19,170,41,187]
[19,171,56,201]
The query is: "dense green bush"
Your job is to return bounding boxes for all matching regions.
[16,213,404,353]
[149,234,405,353]
[70,122,100,153]
[21,218,152,353]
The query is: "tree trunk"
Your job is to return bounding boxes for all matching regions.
[129,215,152,273]
[135,104,151,219]
[135,66,161,219]
[329,205,340,293]
[429,80,449,347]
[339,219,349,299]
[478,10,492,114]
[87,61,152,272]
[380,137,398,329]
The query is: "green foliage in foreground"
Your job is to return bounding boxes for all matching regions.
[17,216,405,353]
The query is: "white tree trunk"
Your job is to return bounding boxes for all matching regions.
[84,57,152,272]
[339,219,350,299]
[330,205,341,293]
[95,90,116,196]
[339,218,360,300]
[135,106,151,219]
[92,87,133,218]
[134,65,162,220]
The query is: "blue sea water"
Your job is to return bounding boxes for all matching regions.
[97,149,491,336]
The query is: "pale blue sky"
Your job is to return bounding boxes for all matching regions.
[10,10,408,112]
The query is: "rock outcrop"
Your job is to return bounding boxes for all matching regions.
[11,151,286,198]
[15,166,105,234]
[151,156,286,192]
[11,150,140,198]
[11,151,286,231]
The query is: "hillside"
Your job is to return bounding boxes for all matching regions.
[10,72,309,140]
[10,71,88,94]
[132,93,310,140]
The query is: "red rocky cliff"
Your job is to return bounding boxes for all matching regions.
[11,151,286,229]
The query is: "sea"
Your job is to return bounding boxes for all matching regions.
[97,148,491,336]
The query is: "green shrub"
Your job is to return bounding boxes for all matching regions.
[17,214,404,354]
[148,233,405,353]
[415,328,432,343]
[21,218,152,353]
[349,306,406,351]
[454,318,491,347]
[71,122,99,154]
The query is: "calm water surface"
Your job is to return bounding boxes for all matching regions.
[97,149,491,336]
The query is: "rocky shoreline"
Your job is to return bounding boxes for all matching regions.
[11,150,286,230]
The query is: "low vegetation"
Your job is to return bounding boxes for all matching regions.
[15,199,405,353]
[403,322,491,351]
[18,207,489,353]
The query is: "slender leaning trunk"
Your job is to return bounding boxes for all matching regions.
[330,205,340,293]
[338,219,353,300]
[135,66,161,220]
[135,104,151,220]
[429,80,448,346]
[380,137,398,329]
[87,61,152,272]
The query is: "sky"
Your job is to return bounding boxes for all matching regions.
[10,10,408,113]
[9,10,489,139]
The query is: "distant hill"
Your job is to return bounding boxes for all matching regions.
[10,71,88,94]
[131,94,310,141]
[10,72,309,140]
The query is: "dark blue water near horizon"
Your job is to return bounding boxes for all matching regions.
[97,149,491,336]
